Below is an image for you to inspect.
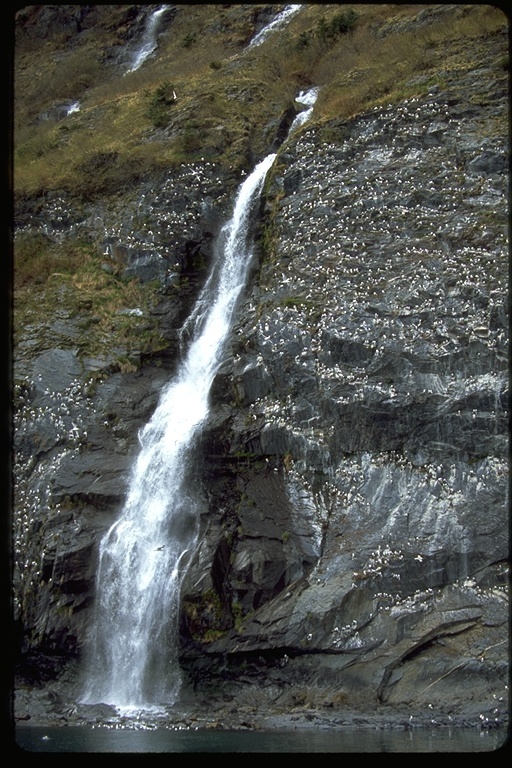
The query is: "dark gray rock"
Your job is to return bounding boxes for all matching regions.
[234,356,272,403]
[32,348,82,400]
[122,250,168,283]
[283,167,302,195]
[467,150,507,175]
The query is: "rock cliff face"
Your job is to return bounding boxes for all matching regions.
[179,30,509,717]
[13,7,508,728]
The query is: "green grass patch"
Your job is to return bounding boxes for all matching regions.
[14,237,167,360]
[14,232,84,288]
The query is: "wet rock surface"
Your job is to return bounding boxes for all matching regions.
[13,22,508,730]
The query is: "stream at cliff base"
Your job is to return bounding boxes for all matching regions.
[15,724,507,753]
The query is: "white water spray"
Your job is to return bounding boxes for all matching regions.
[81,86,319,710]
[126,5,169,74]
[247,5,303,49]
[66,101,80,116]
[290,88,319,132]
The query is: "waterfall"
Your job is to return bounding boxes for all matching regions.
[66,101,80,116]
[81,155,275,710]
[247,5,303,49]
[81,87,318,711]
[290,88,319,132]
[126,5,169,74]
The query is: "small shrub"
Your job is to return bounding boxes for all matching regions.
[115,355,138,374]
[177,121,203,156]
[316,9,358,43]
[232,601,245,632]
[330,8,358,36]
[182,31,197,48]
[183,588,230,643]
[78,151,118,174]
[146,81,177,129]
[296,31,312,50]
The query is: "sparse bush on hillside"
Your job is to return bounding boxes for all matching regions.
[78,151,119,175]
[182,31,197,49]
[295,30,312,50]
[177,120,204,156]
[146,81,177,129]
[316,9,358,43]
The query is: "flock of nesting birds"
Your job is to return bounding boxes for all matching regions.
[225,79,508,583]
[241,91,507,451]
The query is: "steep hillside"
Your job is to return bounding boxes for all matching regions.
[13,4,508,374]
[13,4,509,732]
[14,5,507,194]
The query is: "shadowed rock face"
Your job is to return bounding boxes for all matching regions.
[13,19,508,725]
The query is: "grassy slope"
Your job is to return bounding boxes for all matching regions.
[15,4,507,197]
[13,4,508,364]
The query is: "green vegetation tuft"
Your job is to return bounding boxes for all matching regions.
[14,232,82,288]
[183,588,230,643]
[316,8,358,43]
[13,237,167,361]
[146,81,177,129]
[181,31,197,49]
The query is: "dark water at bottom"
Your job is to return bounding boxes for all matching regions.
[15,725,508,753]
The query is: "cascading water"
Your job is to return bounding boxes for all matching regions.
[290,87,319,131]
[66,101,80,116]
[81,88,318,710]
[247,5,303,49]
[126,5,169,74]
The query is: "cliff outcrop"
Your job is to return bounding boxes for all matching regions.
[179,28,509,719]
[13,5,508,730]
